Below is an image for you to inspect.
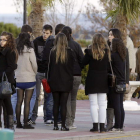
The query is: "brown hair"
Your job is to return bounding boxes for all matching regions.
[91,33,111,61]
[112,38,126,61]
[1,31,18,62]
[53,33,68,63]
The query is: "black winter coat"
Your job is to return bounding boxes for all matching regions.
[48,48,74,93]
[68,38,84,76]
[82,49,109,95]
[0,47,17,84]
[110,52,129,84]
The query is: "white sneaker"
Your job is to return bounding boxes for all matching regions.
[45,120,53,125]
[69,125,77,130]
[111,128,121,132]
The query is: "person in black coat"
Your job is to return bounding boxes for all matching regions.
[0,31,18,130]
[82,33,111,133]
[61,26,84,129]
[108,38,127,131]
[48,33,74,131]
[106,28,129,132]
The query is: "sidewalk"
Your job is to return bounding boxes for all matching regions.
[13,99,140,140]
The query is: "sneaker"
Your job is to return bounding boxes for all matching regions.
[111,128,121,132]
[45,120,53,125]
[27,119,35,125]
[23,124,34,129]
[69,125,77,130]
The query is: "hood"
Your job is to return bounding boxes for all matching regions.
[22,46,32,53]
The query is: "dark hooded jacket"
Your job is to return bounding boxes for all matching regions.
[33,36,46,73]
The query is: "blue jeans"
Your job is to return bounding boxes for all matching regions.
[11,88,36,121]
[11,92,17,121]
[29,87,36,119]
[44,93,53,121]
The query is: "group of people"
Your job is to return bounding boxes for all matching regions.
[0,23,130,133]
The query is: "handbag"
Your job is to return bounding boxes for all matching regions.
[0,72,12,95]
[108,61,116,87]
[42,78,51,93]
[116,82,126,93]
[41,50,52,93]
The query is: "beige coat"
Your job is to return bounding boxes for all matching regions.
[15,46,37,82]
[126,36,136,72]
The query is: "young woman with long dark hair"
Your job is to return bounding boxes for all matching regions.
[0,31,18,130]
[108,38,127,131]
[107,28,129,132]
[82,33,111,133]
[15,32,37,129]
[48,33,74,131]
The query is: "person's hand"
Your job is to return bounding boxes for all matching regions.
[126,84,129,88]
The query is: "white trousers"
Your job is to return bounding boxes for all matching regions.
[89,93,107,123]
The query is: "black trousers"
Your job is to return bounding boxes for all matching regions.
[107,87,125,129]
[0,95,13,115]
[52,92,69,127]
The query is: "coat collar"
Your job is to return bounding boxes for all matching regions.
[0,47,10,56]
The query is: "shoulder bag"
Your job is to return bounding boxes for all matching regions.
[108,61,116,87]
[0,72,12,95]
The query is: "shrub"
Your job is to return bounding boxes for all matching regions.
[81,65,89,85]
[77,90,89,100]
[77,40,91,48]
[0,22,21,38]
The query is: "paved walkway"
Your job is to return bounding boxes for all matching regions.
[2,99,140,140]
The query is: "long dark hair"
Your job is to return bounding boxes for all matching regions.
[108,28,122,46]
[1,31,18,62]
[61,26,72,41]
[17,32,32,55]
[112,38,126,61]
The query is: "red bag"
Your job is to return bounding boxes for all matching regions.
[41,79,51,93]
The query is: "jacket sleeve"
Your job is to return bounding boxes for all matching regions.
[126,48,130,84]
[77,44,84,69]
[30,49,38,74]
[82,49,90,67]
[5,50,17,75]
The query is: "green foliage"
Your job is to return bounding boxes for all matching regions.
[77,40,91,48]
[0,22,21,38]
[77,90,89,100]
[105,0,140,23]
[81,65,89,85]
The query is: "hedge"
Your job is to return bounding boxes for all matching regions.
[0,22,21,38]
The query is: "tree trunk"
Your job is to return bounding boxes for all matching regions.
[112,14,127,46]
[28,2,44,38]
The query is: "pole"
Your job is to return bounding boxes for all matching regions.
[23,0,26,24]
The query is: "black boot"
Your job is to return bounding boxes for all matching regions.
[100,123,106,133]
[8,115,15,131]
[90,123,98,132]
[106,108,114,131]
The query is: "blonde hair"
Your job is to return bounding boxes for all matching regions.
[53,33,68,63]
[91,33,111,61]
